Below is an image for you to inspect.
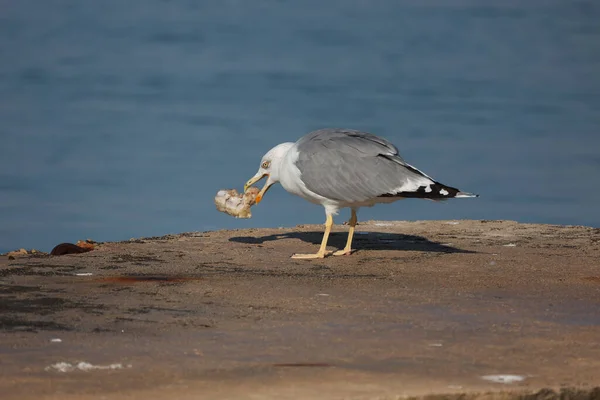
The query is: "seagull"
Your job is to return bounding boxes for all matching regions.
[244,128,478,259]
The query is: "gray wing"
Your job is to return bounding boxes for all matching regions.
[295,128,435,203]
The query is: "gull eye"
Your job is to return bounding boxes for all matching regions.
[261,161,270,169]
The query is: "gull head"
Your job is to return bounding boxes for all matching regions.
[244,142,294,204]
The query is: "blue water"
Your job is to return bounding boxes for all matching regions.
[1,1,599,253]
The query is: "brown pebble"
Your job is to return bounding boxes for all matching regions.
[272,363,332,368]
[50,243,92,256]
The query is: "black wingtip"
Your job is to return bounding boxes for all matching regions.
[380,183,478,200]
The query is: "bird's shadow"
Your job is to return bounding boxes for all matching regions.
[229,231,474,254]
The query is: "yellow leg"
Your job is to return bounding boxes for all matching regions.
[291,214,333,259]
[333,209,357,256]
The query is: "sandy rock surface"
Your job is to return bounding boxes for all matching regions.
[1,220,599,399]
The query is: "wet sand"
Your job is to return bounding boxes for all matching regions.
[1,220,600,399]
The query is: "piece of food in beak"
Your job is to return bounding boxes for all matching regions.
[214,187,260,219]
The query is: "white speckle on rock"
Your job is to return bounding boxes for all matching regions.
[50,338,62,343]
[445,221,460,225]
[374,223,392,227]
[45,362,131,373]
[481,374,525,384]
[428,343,443,347]
[504,243,517,247]
[75,273,93,276]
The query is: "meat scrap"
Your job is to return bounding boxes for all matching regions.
[214,187,259,218]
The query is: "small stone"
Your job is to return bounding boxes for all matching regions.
[76,240,95,251]
[7,248,28,258]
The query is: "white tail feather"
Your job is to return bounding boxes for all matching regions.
[456,191,479,198]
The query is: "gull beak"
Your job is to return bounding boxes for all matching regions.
[244,172,273,204]
[244,172,266,192]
